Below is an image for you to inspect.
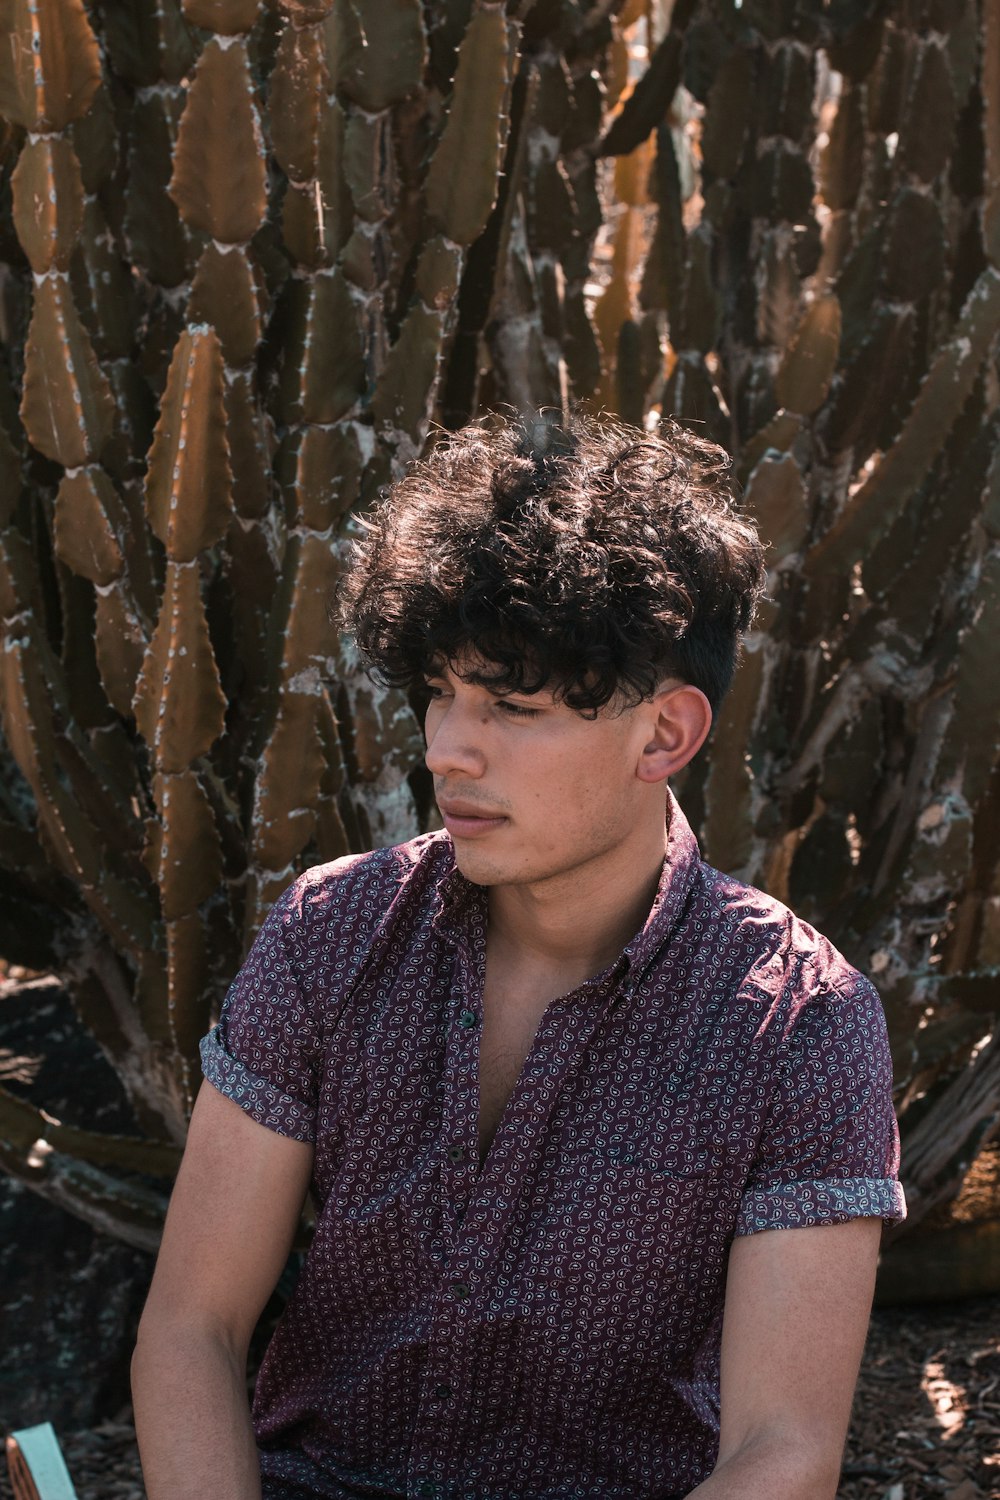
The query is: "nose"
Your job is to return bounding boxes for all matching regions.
[424,695,487,780]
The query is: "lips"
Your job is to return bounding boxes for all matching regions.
[436,796,508,838]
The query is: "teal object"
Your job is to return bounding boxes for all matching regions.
[7,1423,78,1500]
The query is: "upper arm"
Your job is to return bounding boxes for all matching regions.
[138,1080,314,1357]
[717,1218,882,1482]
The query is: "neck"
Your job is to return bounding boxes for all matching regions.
[486,807,670,984]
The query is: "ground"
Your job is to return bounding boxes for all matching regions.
[2,1295,998,1499]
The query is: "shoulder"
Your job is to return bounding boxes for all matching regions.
[688,858,885,1037]
[269,830,455,949]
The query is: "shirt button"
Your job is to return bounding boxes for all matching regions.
[435,1383,454,1400]
[451,1281,470,1300]
[458,1009,478,1029]
[447,1143,465,1163]
[415,1482,437,1498]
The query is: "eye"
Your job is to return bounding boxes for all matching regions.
[495,698,539,718]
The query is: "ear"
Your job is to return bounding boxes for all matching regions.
[636,683,713,784]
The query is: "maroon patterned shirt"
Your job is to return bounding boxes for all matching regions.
[201,789,905,1500]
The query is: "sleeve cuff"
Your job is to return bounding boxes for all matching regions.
[199,1025,316,1144]
[734,1176,907,1236]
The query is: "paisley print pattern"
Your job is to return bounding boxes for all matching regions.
[200,789,905,1500]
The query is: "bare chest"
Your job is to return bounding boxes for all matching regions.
[476,997,544,1164]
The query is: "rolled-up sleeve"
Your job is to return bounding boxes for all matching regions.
[199,876,319,1143]
[735,972,906,1235]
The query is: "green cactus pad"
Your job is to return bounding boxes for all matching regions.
[11,137,85,275]
[252,691,325,870]
[20,275,116,468]
[425,6,514,247]
[94,580,149,718]
[275,270,365,424]
[819,83,864,211]
[182,0,261,32]
[133,560,228,773]
[169,38,268,244]
[188,243,265,367]
[775,292,841,416]
[343,111,395,224]
[0,0,101,131]
[270,21,330,183]
[144,325,234,562]
[329,0,427,113]
[148,769,224,919]
[53,468,127,587]
[898,38,956,185]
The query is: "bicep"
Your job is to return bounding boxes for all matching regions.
[140,1081,314,1355]
[718,1218,882,1470]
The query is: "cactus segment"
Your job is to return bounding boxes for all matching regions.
[985,0,1000,265]
[169,38,268,244]
[277,422,361,529]
[94,581,149,718]
[329,0,427,113]
[702,641,764,874]
[252,691,325,869]
[820,83,864,211]
[0,525,35,623]
[224,371,274,519]
[72,200,140,362]
[899,38,956,184]
[188,244,265,367]
[147,769,224,919]
[0,1083,181,1176]
[276,271,365,424]
[415,235,463,310]
[0,632,101,885]
[744,452,809,565]
[133,561,228,773]
[125,91,197,289]
[806,267,1000,575]
[737,409,805,484]
[425,6,515,247]
[0,0,102,132]
[99,0,196,89]
[774,293,841,416]
[820,306,916,458]
[144,326,234,562]
[343,111,395,224]
[678,225,719,354]
[884,189,946,303]
[20,276,115,468]
[661,352,726,446]
[372,303,445,444]
[281,95,353,267]
[53,468,127,587]
[938,548,1000,809]
[270,22,329,183]
[639,125,684,318]
[270,531,339,682]
[10,137,85,275]
[701,49,755,181]
[183,0,261,31]
[599,0,697,159]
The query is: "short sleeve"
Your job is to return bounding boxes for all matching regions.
[199,877,319,1143]
[735,972,907,1236]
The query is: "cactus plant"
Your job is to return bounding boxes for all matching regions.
[0,0,997,1284]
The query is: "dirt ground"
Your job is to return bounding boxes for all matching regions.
[4,1295,998,1500]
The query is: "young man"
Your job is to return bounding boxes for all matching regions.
[132,412,906,1500]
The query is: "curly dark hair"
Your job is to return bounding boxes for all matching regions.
[338,409,766,716]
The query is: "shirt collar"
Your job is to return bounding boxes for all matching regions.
[431,785,702,976]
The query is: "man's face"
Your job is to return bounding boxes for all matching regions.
[423,656,663,890]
